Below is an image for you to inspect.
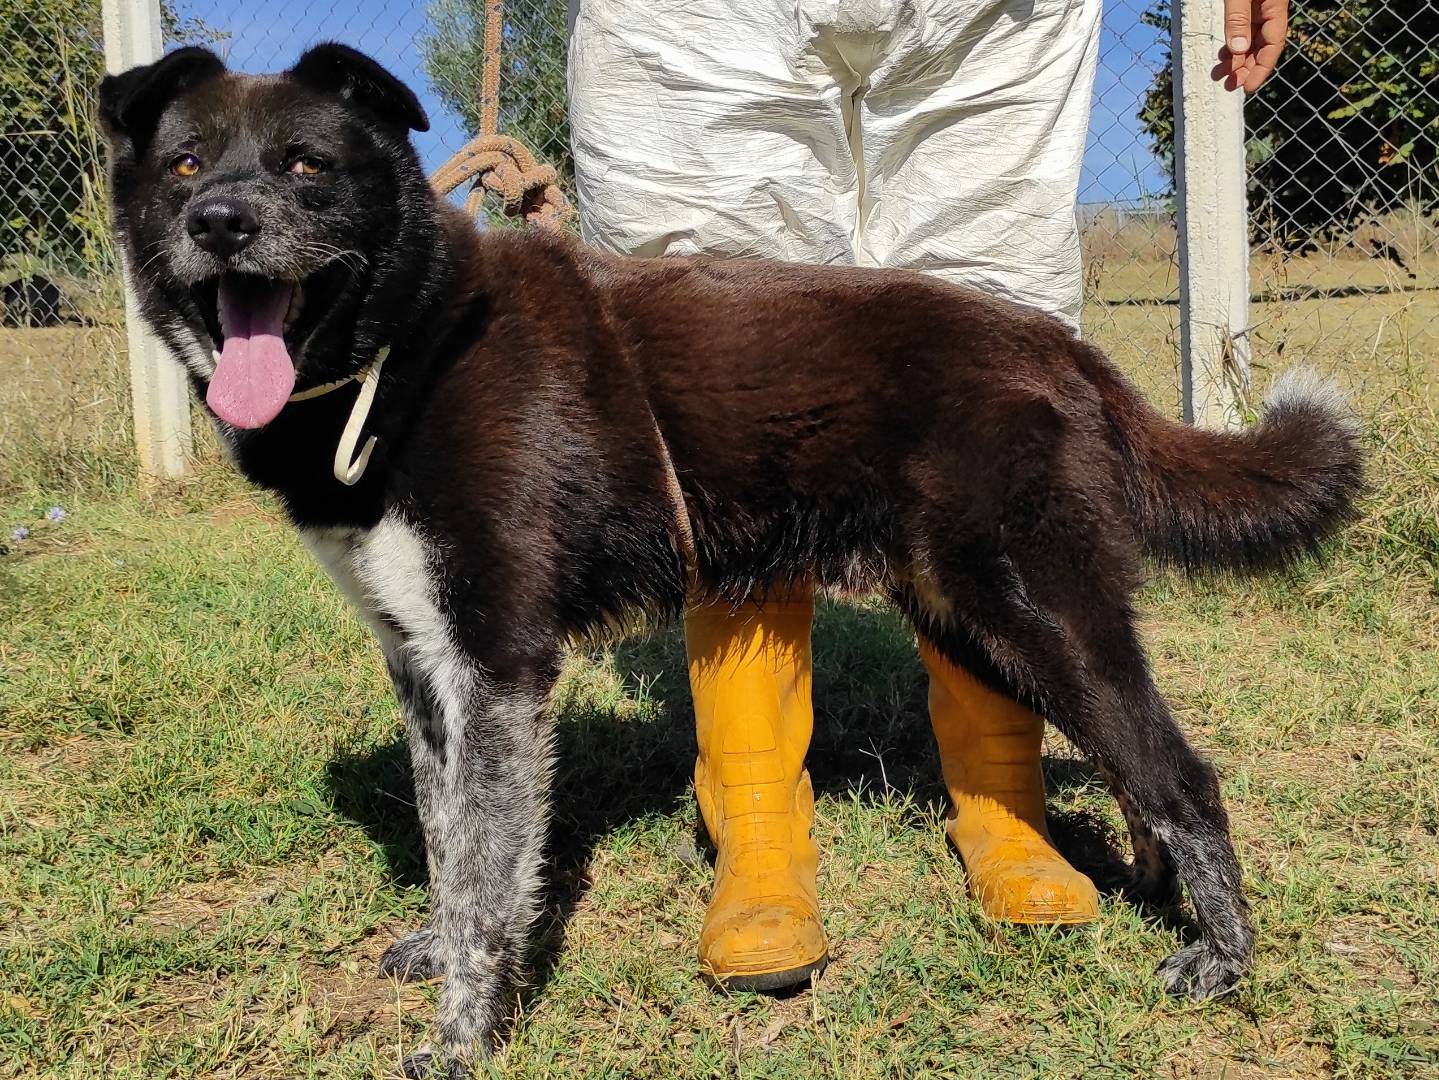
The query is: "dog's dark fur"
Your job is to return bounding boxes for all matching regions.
[101,45,1364,1076]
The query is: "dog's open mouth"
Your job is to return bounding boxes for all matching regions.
[199,275,302,429]
[195,268,342,429]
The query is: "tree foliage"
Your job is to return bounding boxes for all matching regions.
[1,0,110,274]
[421,0,572,191]
[1,0,220,278]
[1141,1,1439,249]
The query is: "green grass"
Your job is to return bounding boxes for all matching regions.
[2,264,1437,1077]
[2,489,1435,1078]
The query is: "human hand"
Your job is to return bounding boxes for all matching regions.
[1212,0,1288,92]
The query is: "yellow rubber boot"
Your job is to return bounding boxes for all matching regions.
[919,640,1100,925]
[687,588,828,991]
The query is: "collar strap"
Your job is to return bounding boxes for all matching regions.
[285,347,390,486]
[288,371,364,402]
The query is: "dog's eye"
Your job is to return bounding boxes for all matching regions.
[170,154,201,178]
[288,156,326,176]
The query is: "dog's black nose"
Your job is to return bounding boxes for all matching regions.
[186,196,261,257]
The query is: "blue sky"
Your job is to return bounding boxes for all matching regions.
[175,0,1170,205]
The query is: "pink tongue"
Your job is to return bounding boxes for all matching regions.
[206,279,296,429]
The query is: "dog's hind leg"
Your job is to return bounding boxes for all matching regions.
[1102,679,1253,1000]
[904,560,1253,1001]
[1107,773,1180,907]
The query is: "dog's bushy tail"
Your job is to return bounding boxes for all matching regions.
[1090,357,1366,573]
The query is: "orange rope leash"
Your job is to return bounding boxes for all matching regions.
[430,0,572,230]
[479,0,502,138]
[431,134,571,230]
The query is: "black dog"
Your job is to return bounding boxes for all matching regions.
[100,44,1363,1076]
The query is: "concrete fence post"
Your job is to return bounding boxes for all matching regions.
[102,0,191,478]
[1172,0,1251,429]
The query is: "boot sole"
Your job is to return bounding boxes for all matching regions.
[704,952,829,994]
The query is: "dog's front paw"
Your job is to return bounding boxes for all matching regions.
[380,927,445,983]
[402,1047,471,1080]
[1157,940,1248,1001]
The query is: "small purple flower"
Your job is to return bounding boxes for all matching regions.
[10,525,29,542]
[45,506,65,522]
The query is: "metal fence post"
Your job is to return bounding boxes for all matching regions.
[1172,0,1251,429]
[102,0,192,478]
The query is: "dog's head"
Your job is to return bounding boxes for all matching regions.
[100,45,433,429]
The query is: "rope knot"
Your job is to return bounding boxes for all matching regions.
[431,134,572,231]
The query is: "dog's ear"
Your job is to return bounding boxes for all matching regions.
[289,43,430,133]
[98,47,226,155]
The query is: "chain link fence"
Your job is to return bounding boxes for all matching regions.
[1077,0,1438,413]
[1,1,114,325]
[3,0,1435,416]
[1241,0,1438,415]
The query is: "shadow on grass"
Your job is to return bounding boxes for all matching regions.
[324,598,1143,1005]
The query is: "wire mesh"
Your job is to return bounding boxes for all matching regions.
[1,1,113,325]
[1079,0,1439,413]
[1240,0,1439,413]
[3,0,1434,415]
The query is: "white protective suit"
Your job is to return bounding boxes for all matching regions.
[567,0,1102,327]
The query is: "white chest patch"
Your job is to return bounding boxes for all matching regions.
[302,514,476,761]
